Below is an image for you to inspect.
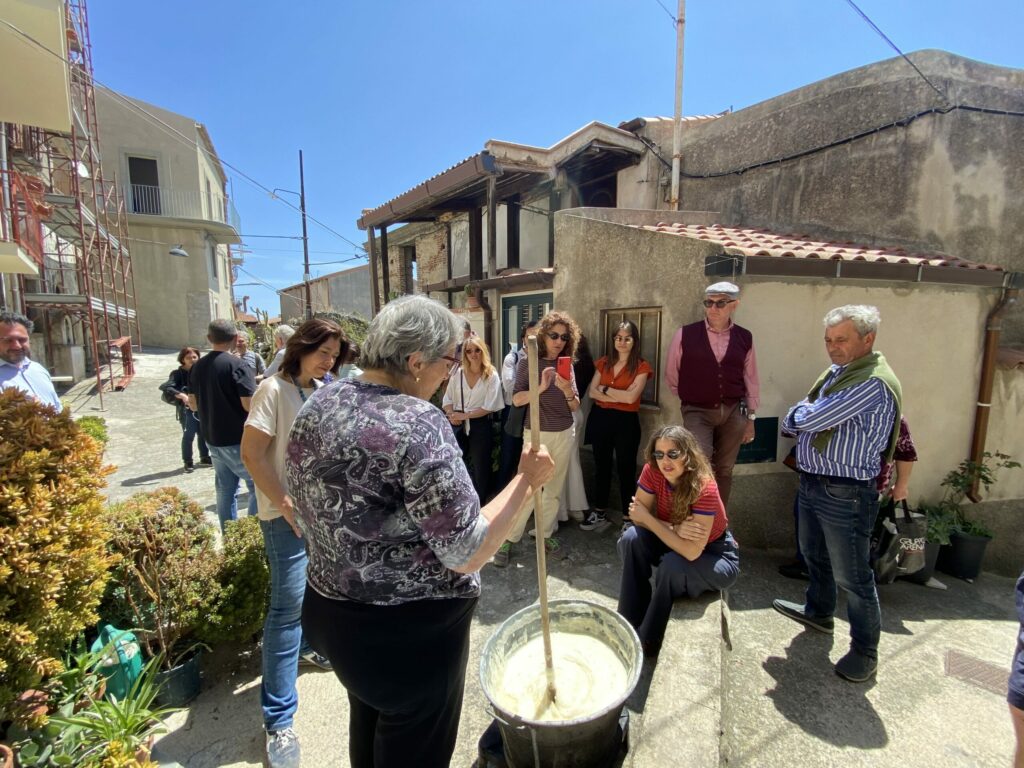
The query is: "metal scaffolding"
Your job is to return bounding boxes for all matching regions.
[3,0,139,407]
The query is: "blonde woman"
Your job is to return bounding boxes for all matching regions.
[495,310,581,567]
[443,334,504,500]
[618,425,740,657]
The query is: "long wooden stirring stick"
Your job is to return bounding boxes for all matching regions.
[527,334,557,707]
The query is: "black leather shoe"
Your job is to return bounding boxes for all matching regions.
[778,561,810,581]
[835,649,877,682]
[772,599,834,634]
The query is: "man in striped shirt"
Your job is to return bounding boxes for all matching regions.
[773,305,902,683]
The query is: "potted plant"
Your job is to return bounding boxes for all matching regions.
[934,451,1020,581]
[101,488,222,706]
[198,516,270,646]
[38,656,177,767]
[903,502,955,585]
[464,283,479,309]
[0,390,115,722]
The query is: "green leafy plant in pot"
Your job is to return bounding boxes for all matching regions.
[45,655,178,767]
[9,638,132,767]
[100,487,222,705]
[934,451,1020,581]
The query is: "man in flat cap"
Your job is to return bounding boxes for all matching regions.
[664,282,759,506]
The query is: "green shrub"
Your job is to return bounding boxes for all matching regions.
[199,516,269,645]
[101,488,221,669]
[0,389,115,721]
[75,416,109,446]
[288,310,369,346]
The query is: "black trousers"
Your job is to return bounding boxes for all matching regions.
[590,407,642,514]
[497,406,524,492]
[457,415,494,501]
[302,586,478,768]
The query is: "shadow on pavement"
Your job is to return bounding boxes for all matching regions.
[121,468,189,486]
[762,631,888,749]
[153,646,264,768]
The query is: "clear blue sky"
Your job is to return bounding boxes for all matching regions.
[87,1,1024,316]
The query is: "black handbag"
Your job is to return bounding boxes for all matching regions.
[158,377,178,405]
[871,498,927,583]
[504,404,526,438]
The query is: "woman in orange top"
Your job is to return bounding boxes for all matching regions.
[584,320,652,531]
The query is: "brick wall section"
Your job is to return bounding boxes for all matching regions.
[415,226,448,301]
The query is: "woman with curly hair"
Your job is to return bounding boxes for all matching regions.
[617,425,740,656]
[494,310,581,567]
[443,333,503,500]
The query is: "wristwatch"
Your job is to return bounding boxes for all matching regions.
[747,413,757,421]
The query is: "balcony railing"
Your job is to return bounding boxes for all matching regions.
[125,184,240,232]
[0,169,46,268]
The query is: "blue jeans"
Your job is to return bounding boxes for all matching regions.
[180,410,209,465]
[617,525,739,650]
[797,472,881,658]
[208,444,257,531]
[260,516,309,731]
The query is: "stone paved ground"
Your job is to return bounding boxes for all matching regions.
[64,349,1021,767]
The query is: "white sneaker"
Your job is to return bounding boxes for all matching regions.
[266,727,301,768]
[568,509,585,522]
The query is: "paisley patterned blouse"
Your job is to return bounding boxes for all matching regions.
[286,378,488,605]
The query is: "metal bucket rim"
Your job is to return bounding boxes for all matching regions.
[479,598,642,728]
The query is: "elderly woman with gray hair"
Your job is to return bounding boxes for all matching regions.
[286,295,554,768]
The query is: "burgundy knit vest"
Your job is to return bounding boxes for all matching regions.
[677,321,752,409]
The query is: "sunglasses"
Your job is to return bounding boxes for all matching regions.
[652,449,684,461]
[547,332,570,342]
[703,299,736,309]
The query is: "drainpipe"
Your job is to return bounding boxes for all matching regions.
[967,277,1021,501]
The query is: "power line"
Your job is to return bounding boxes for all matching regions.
[234,265,288,296]
[244,247,363,256]
[841,0,951,106]
[0,17,368,253]
[653,0,677,25]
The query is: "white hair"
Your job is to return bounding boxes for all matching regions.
[274,324,295,343]
[361,295,461,378]
[823,305,880,337]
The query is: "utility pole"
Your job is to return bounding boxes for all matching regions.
[299,150,312,319]
[670,0,686,211]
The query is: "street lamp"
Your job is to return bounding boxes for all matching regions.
[271,149,312,319]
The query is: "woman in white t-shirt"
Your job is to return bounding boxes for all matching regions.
[240,318,346,763]
[443,334,504,501]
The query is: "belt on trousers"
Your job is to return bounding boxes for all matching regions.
[799,471,874,488]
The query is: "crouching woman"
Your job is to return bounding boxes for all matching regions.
[616,425,739,656]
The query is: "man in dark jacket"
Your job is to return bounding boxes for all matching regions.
[664,282,759,506]
[189,319,257,531]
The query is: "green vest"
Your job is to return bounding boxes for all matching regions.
[807,351,903,461]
